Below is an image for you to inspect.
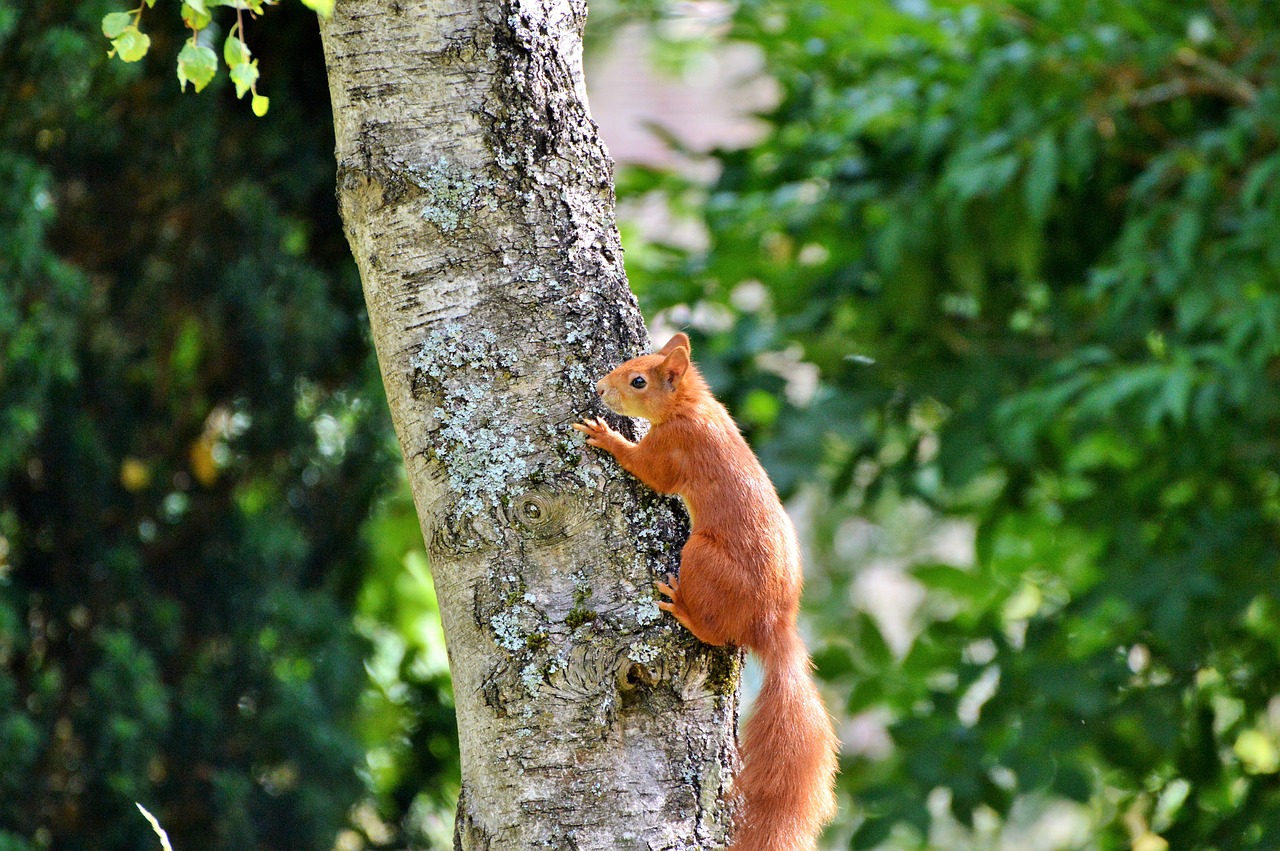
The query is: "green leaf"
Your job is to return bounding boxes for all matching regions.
[1168,208,1202,273]
[852,816,895,850]
[740,388,781,426]
[913,562,980,595]
[111,27,151,63]
[299,0,335,17]
[230,60,259,99]
[1054,763,1094,802]
[251,93,269,117]
[1077,366,1166,420]
[1024,132,1059,224]
[1156,367,1193,428]
[224,35,251,67]
[181,2,212,30]
[855,612,894,669]
[1235,728,1280,774]
[102,12,133,39]
[1242,156,1279,209]
[846,678,886,713]
[176,42,218,93]
[811,644,856,679]
[945,150,1020,202]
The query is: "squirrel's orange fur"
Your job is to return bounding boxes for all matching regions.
[574,333,838,851]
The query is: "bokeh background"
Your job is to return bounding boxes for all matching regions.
[3,1,1278,849]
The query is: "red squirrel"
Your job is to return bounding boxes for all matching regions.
[574,333,838,851]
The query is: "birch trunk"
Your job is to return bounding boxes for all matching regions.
[319,2,739,847]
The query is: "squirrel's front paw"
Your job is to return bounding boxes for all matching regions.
[572,417,619,449]
[656,575,702,635]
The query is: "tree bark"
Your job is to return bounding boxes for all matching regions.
[319,2,739,848]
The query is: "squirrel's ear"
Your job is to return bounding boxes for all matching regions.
[661,345,690,386]
[658,332,691,356]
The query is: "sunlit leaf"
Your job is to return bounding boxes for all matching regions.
[230,59,259,99]
[224,34,251,67]
[181,2,212,30]
[1235,729,1280,774]
[176,42,218,92]
[101,12,133,38]
[299,0,335,17]
[111,27,150,62]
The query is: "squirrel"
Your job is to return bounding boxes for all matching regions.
[574,332,838,851]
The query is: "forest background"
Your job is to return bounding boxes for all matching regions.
[2,1,1278,849]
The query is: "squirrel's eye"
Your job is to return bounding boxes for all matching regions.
[630,376,647,389]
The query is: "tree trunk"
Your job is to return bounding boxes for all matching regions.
[319,2,739,847]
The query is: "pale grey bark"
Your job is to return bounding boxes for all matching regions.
[319,2,739,848]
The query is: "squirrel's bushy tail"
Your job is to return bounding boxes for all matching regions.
[730,629,839,851]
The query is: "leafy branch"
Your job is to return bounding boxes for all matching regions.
[101,0,334,117]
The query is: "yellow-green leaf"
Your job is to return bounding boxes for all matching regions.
[176,42,218,93]
[230,59,259,99]
[181,2,212,30]
[299,0,335,17]
[1235,729,1280,774]
[102,12,133,39]
[112,27,151,63]
[224,35,251,67]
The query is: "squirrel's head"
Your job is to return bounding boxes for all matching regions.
[595,333,698,423]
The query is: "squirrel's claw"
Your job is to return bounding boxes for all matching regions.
[657,593,701,637]
[573,417,617,449]
[656,574,680,596]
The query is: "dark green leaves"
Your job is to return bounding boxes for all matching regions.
[0,2,440,846]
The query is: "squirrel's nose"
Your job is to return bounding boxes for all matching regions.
[595,380,606,397]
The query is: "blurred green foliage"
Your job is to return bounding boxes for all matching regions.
[356,479,459,848]
[0,2,455,848]
[622,0,1280,847]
